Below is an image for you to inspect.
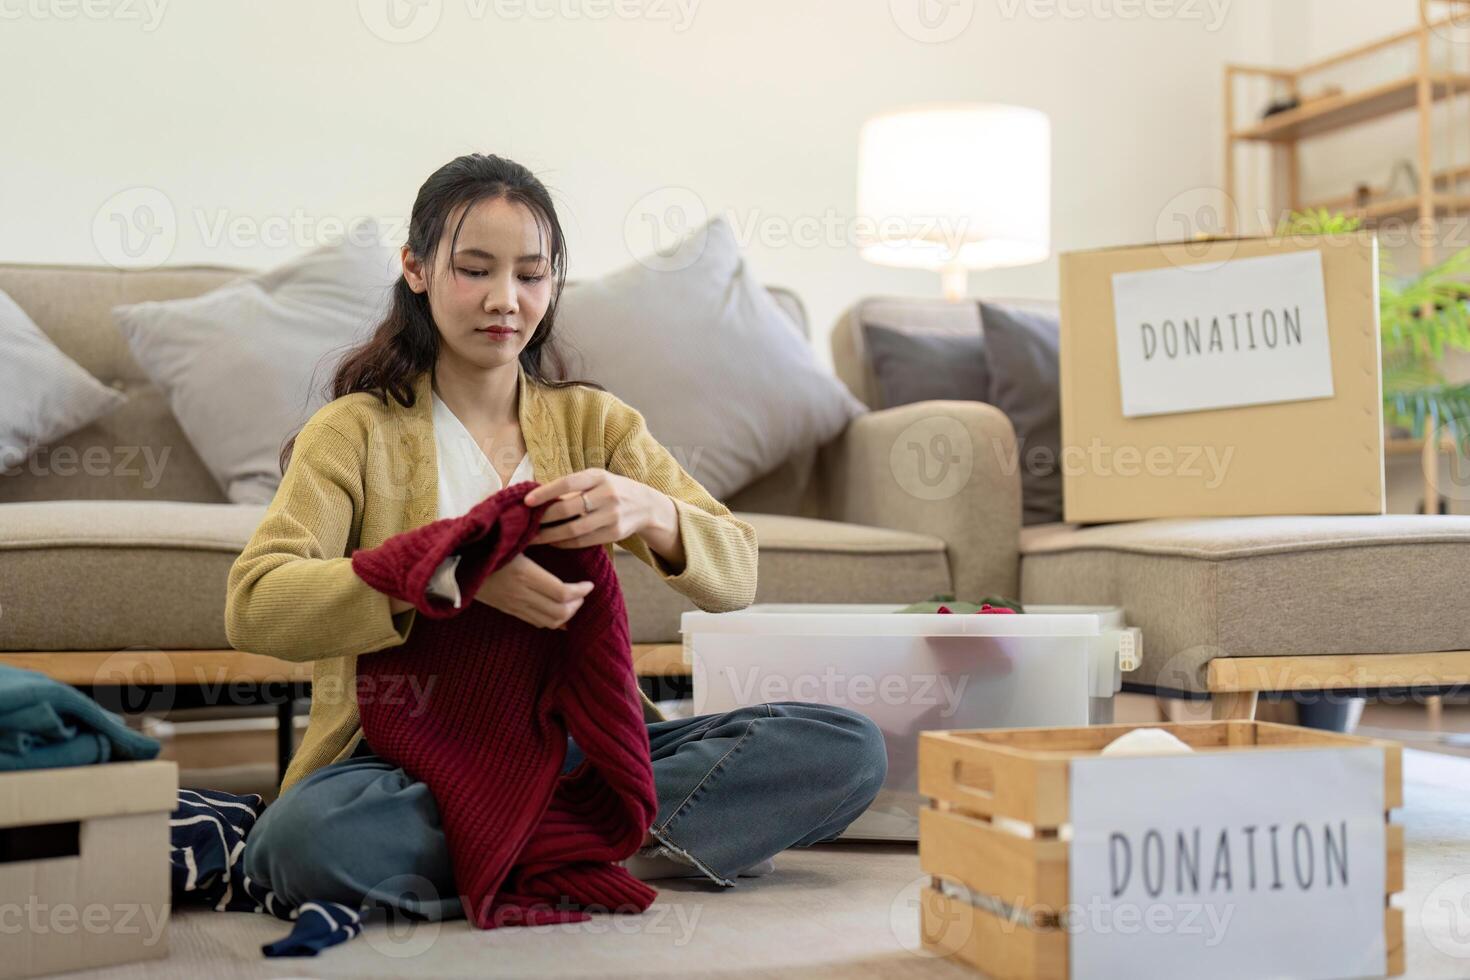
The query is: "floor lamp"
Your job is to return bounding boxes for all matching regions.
[857,103,1052,301]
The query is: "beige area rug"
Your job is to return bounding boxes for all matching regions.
[62,750,1470,979]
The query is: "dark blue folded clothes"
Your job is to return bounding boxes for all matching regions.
[171,787,365,957]
[0,664,160,770]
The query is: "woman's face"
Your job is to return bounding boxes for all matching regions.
[402,196,554,372]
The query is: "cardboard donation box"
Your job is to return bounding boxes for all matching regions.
[1058,235,1385,522]
[918,722,1403,980]
[0,760,178,979]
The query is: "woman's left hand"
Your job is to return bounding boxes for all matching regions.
[524,468,669,548]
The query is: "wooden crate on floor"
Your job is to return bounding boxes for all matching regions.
[917,722,1404,980]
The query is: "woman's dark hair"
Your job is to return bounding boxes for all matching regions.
[280,153,600,473]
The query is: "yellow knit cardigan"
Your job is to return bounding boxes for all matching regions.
[224,365,759,794]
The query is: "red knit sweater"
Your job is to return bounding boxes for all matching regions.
[350,481,658,928]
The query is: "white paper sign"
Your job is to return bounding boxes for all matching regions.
[1111,251,1335,417]
[1067,747,1385,980]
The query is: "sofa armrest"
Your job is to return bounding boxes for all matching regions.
[815,400,1023,598]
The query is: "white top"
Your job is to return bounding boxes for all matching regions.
[432,389,536,520]
[426,388,536,609]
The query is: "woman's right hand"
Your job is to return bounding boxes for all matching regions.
[473,553,594,629]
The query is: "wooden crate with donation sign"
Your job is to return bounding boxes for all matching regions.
[916,722,1403,980]
[1057,234,1385,522]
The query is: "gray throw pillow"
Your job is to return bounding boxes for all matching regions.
[0,289,126,475]
[979,301,1062,525]
[863,322,989,409]
[554,217,866,499]
[113,223,398,503]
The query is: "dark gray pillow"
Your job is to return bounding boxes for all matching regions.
[978,302,1062,526]
[863,323,989,408]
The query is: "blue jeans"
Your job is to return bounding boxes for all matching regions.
[242,702,887,920]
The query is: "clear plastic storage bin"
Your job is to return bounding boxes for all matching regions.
[681,603,1141,841]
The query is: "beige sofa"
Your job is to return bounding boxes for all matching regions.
[832,296,1470,718]
[0,265,1021,712]
[7,261,1469,738]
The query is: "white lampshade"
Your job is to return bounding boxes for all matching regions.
[857,104,1051,285]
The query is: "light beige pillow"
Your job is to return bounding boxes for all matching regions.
[555,217,864,498]
[112,224,398,503]
[0,289,126,475]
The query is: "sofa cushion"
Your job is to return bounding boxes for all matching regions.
[554,216,865,500]
[0,504,950,653]
[0,501,264,653]
[0,289,128,479]
[112,227,399,505]
[0,262,811,507]
[1019,515,1470,693]
[978,302,1062,526]
[862,321,988,409]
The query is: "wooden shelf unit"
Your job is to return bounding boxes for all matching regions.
[1226,2,1470,518]
[1233,73,1470,142]
[1224,1,1470,271]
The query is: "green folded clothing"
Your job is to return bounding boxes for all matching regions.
[0,664,160,770]
[894,593,1025,614]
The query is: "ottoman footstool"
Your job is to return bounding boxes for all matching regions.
[1019,515,1470,719]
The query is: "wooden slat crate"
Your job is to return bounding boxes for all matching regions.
[918,721,1404,980]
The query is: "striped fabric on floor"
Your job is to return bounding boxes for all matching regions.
[169,787,365,956]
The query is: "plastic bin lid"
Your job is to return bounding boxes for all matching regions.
[680,603,1126,636]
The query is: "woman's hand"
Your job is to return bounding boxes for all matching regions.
[523,468,675,549]
[473,553,593,630]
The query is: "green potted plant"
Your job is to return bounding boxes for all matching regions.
[1278,209,1470,444]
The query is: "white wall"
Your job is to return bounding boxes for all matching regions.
[2,0,1277,367]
